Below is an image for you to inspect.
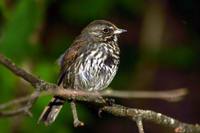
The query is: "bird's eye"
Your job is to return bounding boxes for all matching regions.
[103,28,110,33]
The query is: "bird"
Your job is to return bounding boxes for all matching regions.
[38,20,126,126]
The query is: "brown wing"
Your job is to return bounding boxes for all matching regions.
[57,37,87,85]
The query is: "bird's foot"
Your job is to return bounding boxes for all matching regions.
[105,98,115,106]
[73,119,84,127]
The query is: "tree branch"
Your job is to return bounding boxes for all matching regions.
[0,53,199,133]
[102,105,200,133]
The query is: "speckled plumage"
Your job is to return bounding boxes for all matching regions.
[38,20,126,125]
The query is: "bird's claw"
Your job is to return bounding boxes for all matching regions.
[73,119,84,127]
[105,98,115,106]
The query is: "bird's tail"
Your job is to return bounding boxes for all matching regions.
[38,96,65,125]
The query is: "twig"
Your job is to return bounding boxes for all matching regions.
[0,106,31,117]
[101,88,187,102]
[0,52,199,133]
[0,95,32,110]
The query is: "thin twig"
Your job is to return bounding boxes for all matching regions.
[0,106,31,117]
[101,88,188,102]
[0,95,32,110]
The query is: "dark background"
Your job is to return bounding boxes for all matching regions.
[0,0,200,133]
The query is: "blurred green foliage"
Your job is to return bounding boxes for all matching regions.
[0,0,45,60]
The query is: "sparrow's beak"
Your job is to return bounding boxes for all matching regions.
[114,28,127,34]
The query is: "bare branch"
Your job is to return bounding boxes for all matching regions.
[0,53,187,102]
[0,52,199,133]
[0,90,41,117]
[102,105,200,133]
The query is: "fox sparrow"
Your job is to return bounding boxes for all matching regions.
[38,20,126,126]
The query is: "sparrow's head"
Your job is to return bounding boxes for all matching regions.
[81,20,127,42]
